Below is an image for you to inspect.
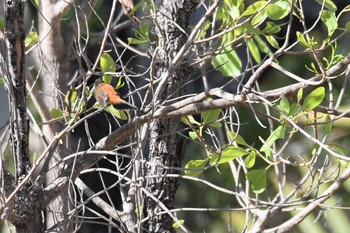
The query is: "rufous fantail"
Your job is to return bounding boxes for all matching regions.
[94,79,138,110]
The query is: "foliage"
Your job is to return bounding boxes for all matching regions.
[2,0,350,232]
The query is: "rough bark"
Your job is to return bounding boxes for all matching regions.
[0,0,43,232]
[145,1,200,232]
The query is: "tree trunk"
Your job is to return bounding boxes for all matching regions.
[145,1,199,232]
[1,0,43,232]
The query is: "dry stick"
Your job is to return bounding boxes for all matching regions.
[91,0,118,73]
[3,108,104,208]
[262,165,350,233]
[153,0,220,102]
[6,52,349,223]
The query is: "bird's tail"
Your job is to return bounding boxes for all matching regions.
[114,99,138,110]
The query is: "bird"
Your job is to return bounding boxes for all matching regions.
[94,79,138,110]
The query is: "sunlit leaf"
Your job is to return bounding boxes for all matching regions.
[209,122,222,128]
[107,106,128,120]
[181,115,200,126]
[247,38,261,63]
[246,169,267,194]
[229,5,240,21]
[50,108,63,118]
[260,125,286,157]
[185,159,208,176]
[216,146,250,164]
[211,46,242,77]
[315,0,337,12]
[251,11,267,26]
[265,35,280,49]
[25,31,39,48]
[289,103,299,116]
[116,76,125,89]
[202,108,221,125]
[276,97,290,114]
[189,131,198,139]
[297,88,303,103]
[296,31,310,47]
[265,1,290,20]
[100,52,116,73]
[64,90,78,105]
[127,37,147,44]
[254,35,273,57]
[245,152,256,168]
[301,87,325,111]
[321,10,338,36]
[100,53,116,84]
[262,22,281,34]
[172,219,185,229]
[228,131,249,147]
[242,1,267,16]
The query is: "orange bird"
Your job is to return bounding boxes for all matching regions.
[94,79,138,110]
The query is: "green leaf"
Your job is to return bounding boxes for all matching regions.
[189,131,198,139]
[0,18,4,30]
[100,53,116,84]
[202,108,221,125]
[315,0,337,12]
[262,22,281,34]
[209,122,222,128]
[228,131,249,146]
[345,21,350,30]
[321,10,338,36]
[297,88,303,103]
[211,46,242,77]
[185,159,208,176]
[64,90,78,105]
[25,31,39,48]
[260,125,286,157]
[116,76,125,89]
[127,37,147,44]
[247,38,261,63]
[254,35,273,57]
[100,52,116,73]
[172,219,185,229]
[296,31,310,47]
[242,1,267,16]
[276,97,290,114]
[289,103,299,116]
[323,114,332,135]
[50,108,63,118]
[224,0,234,8]
[181,115,200,126]
[107,106,128,120]
[251,11,267,26]
[327,143,345,156]
[245,152,256,168]
[129,2,140,15]
[265,35,280,49]
[246,169,267,194]
[215,146,250,164]
[301,87,325,111]
[228,5,241,21]
[0,77,5,85]
[265,1,290,20]
[139,22,150,40]
[31,152,37,163]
